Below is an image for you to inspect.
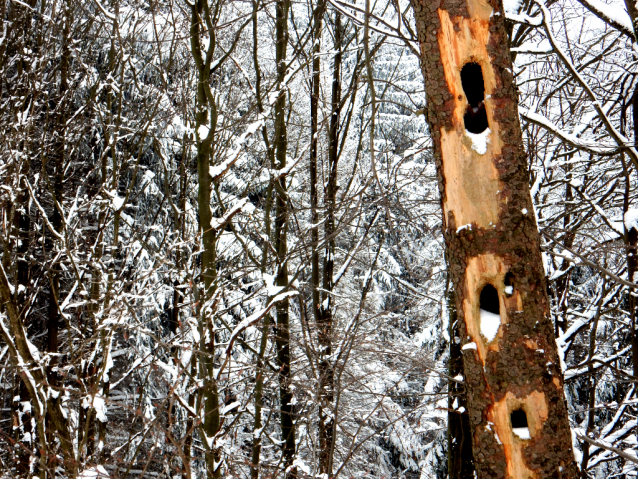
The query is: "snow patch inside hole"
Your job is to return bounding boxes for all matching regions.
[512,427,530,440]
[504,272,514,296]
[479,284,501,342]
[461,62,489,134]
[465,128,491,155]
[480,308,501,342]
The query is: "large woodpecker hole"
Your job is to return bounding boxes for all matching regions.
[479,284,501,342]
[479,284,499,315]
[461,62,489,134]
[510,408,531,439]
[510,409,528,428]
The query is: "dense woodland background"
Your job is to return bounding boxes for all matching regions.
[0,0,637,477]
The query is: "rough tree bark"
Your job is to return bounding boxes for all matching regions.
[409,0,578,477]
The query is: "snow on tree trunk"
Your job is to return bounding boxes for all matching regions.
[409,0,579,476]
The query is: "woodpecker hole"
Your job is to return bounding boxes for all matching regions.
[479,284,499,315]
[504,273,514,297]
[510,409,528,428]
[461,62,489,134]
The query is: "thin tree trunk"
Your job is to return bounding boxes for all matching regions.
[624,186,638,379]
[97,6,123,458]
[273,0,295,473]
[183,356,197,479]
[578,303,601,477]
[251,311,271,479]
[190,0,221,474]
[629,85,638,380]
[624,63,638,463]
[82,119,111,461]
[165,135,188,477]
[249,2,273,476]
[612,0,638,398]
[43,4,74,472]
[410,0,578,477]
[0,260,78,479]
[10,138,34,476]
[447,290,475,479]
[44,25,67,475]
[309,0,323,335]
[317,9,341,477]
[80,9,119,460]
[13,182,32,476]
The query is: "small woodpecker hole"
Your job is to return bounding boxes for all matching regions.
[504,273,514,297]
[460,62,489,134]
[479,284,500,315]
[510,409,528,428]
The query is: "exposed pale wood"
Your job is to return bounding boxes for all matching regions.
[522,339,539,350]
[437,7,503,229]
[488,391,549,479]
[463,254,524,361]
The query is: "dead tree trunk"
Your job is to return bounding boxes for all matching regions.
[410,0,578,477]
[447,290,475,479]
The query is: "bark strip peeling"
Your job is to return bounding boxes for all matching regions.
[409,0,579,477]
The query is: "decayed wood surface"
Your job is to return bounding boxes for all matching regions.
[409,0,579,476]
